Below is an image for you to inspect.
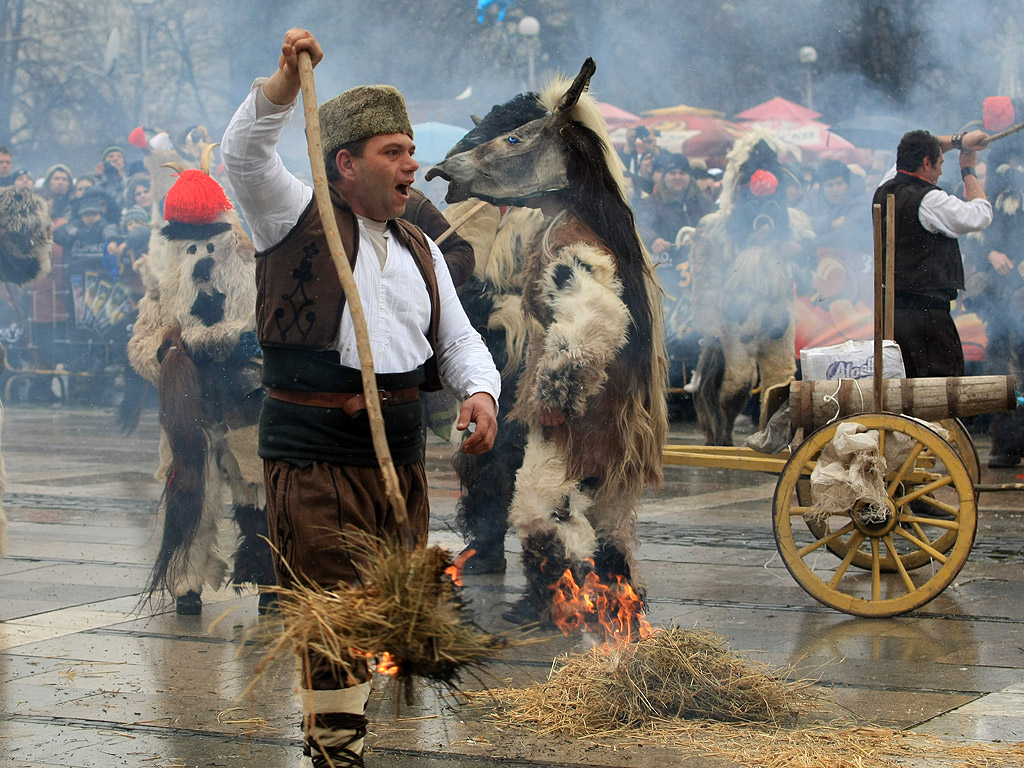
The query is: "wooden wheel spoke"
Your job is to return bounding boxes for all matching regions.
[892,525,948,563]
[895,475,955,506]
[826,531,865,589]
[901,514,959,531]
[886,441,926,496]
[789,505,819,517]
[797,521,856,557]
[885,533,916,592]
[870,539,881,601]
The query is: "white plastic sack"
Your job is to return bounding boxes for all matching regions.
[801,339,906,381]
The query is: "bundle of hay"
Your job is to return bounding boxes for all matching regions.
[500,627,804,732]
[487,627,1024,768]
[254,533,509,698]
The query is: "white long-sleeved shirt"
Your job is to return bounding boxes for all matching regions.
[878,165,993,237]
[220,81,499,404]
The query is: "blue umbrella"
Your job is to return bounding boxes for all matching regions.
[412,122,471,164]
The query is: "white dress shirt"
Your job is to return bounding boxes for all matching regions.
[879,165,993,237]
[221,81,500,404]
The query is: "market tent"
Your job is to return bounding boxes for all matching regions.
[411,121,471,164]
[598,102,642,129]
[748,118,857,156]
[735,96,821,122]
[642,103,725,118]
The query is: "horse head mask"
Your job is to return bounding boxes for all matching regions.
[426,58,597,205]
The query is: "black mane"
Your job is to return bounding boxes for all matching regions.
[446,92,547,157]
[561,121,657,374]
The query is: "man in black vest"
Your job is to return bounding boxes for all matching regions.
[221,28,499,768]
[873,129,992,377]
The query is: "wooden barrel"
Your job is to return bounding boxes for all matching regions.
[789,375,1017,432]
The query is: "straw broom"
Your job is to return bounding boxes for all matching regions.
[249,53,509,692]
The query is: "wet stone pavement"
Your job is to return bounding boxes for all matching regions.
[1,404,1023,767]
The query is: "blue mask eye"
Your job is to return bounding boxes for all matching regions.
[507,136,520,144]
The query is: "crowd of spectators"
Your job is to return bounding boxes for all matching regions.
[0,142,151,405]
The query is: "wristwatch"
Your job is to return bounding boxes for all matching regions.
[961,166,977,179]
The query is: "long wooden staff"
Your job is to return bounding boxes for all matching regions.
[434,199,488,246]
[296,51,411,545]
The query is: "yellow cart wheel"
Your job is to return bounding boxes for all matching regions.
[774,413,977,617]
[801,417,979,571]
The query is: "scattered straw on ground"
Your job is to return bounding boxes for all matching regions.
[250,532,511,695]
[473,627,1024,768]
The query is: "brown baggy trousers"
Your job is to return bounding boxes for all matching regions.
[264,459,430,689]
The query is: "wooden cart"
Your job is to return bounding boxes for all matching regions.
[662,197,1017,618]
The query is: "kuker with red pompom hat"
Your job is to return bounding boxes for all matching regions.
[984,96,1017,132]
[160,169,236,241]
[749,169,779,197]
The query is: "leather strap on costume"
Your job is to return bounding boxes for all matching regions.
[267,385,419,417]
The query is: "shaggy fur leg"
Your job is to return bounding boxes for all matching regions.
[453,416,526,573]
[230,504,275,587]
[504,530,573,624]
[695,338,729,445]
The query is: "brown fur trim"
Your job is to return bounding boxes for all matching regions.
[147,327,209,596]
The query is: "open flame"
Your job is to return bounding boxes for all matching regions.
[444,547,476,588]
[376,652,400,676]
[550,561,654,646]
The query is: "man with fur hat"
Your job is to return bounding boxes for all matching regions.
[221,28,499,768]
[873,129,992,378]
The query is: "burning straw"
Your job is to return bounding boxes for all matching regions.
[499,627,805,731]
[482,627,1024,768]
[250,532,510,697]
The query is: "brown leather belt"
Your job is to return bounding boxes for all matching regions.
[267,386,420,418]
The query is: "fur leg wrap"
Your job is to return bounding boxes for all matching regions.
[521,530,574,619]
[509,433,596,563]
[454,414,526,552]
[230,504,275,587]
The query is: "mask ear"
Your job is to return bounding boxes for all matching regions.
[552,58,596,120]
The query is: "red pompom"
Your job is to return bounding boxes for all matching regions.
[163,169,233,225]
[749,169,779,197]
[128,126,148,149]
[984,96,1014,132]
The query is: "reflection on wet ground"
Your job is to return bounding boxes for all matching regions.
[1,405,1022,766]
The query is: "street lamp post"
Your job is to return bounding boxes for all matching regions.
[798,45,817,112]
[130,0,157,125]
[518,16,540,92]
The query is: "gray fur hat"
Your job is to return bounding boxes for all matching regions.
[319,85,414,158]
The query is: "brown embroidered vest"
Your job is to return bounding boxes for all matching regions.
[255,185,441,390]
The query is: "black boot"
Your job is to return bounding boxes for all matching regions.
[459,543,506,574]
[175,590,202,615]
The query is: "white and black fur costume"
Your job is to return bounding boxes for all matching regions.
[690,129,814,446]
[0,187,53,557]
[127,164,272,612]
[428,67,668,625]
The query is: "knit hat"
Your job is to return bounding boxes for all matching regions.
[160,169,233,240]
[78,187,108,216]
[319,85,414,159]
[121,205,149,227]
[102,145,124,159]
[656,153,692,174]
